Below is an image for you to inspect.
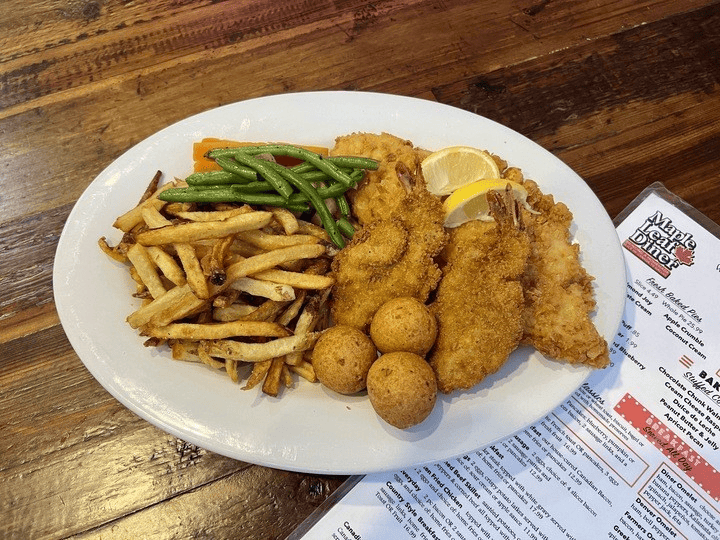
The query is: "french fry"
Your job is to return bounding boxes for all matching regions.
[289,360,317,383]
[141,205,172,228]
[126,284,205,328]
[146,246,186,285]
[243,359,272,390]
[296,219,331,242]
[208,235,234,285]
[175,243,210,299]
[262,357,285,397]
[113,186,174,232]
[250,268,334,290]
[171,340,201,362]
[126,243,167,299]
[98,237,127,263]
[136,211,273,246]
[276,290,308,326]
[197,342,226,369]
[212,302,258,322]
[230,277,295,302]
[226,358,240,383]
[204,332,320,362]
[224,243,327,285]
[265,206,300,235]
[285,290,329,365]
[167,207,251,222]
[236,229,320,250]
[232,299,291,322]
[138,171,163,202]
[142,320,291,340]
[282,364,294,388]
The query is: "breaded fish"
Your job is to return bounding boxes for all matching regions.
[429,189,530,393]
[330,132,430,225]
[520,180,609,367]
[330,164,447,330]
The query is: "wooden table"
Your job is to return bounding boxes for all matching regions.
[2,1,719,538]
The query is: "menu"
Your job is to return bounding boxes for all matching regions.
[289,183,720,540]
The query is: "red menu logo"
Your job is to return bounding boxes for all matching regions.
[623,210,696,278]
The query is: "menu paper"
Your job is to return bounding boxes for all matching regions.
[290,184,720,540]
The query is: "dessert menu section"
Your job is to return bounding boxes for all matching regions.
[291,185,720,540]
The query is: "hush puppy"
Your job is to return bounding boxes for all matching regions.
[369,297,437,356]
[366,352,437,429]
[312,325,377,394]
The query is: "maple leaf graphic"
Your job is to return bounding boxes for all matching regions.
[675,245,695,266]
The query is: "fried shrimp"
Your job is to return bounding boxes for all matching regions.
[330,164,447,330]
[429,188,531,393]
[330,132,430,225]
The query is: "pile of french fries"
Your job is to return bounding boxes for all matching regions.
[99,171,335,397]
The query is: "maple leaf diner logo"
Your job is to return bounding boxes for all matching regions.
[623,210,696,278]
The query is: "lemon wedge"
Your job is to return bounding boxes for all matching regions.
[421,146,500,196]
[443,179,530,228]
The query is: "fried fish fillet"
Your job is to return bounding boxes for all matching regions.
[521,180,609,368]
[330,132,430,225]
[429,190,530,393]
[330,165,447,330]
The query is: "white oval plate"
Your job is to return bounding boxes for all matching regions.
[53,91,626,474]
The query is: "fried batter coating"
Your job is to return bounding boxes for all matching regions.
[330,132,430,225]
[330,166,447,330]
[520,180,609,368]
[429,190,530,393]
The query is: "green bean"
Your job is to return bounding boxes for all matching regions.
[336,193,351,217]
[290,161,317,174]
[158,186,243,203]
[230,180,276,193]
[211,157,263,181]
[211,145,357,188]
[265,161,345,248]
[323,156,379,170]
[225,153,294,200]
[158,186,309,211]
[185,169,256,186]
[336,217,355,239]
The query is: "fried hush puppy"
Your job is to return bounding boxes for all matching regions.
[311,325,377,395]
[370,296,437,356]
[367,352,437,429]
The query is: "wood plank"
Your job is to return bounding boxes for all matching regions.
[2,1,709,115]
[0,325,252,539]
[0,204,71,337]
[72,467,346,540]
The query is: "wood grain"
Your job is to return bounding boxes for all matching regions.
[2,0,720,538]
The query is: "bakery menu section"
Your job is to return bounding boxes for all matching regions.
[291,185,720,540]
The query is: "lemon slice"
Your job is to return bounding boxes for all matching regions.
[443,179,529,227]
[421,146,500,196]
